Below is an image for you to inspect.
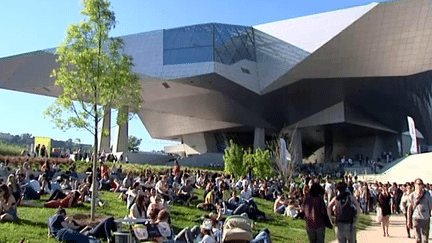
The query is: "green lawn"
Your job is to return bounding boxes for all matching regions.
[0,189,371,243]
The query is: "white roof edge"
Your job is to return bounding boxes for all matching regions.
[253,2,379,53]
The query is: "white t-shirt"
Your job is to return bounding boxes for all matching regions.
[241,188,252,200]
[155,180,166,194]
[325,182,335,199]
[196,234,216,243]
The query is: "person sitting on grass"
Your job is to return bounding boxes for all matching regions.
[285,197,302,218]
[177,179,198,205]
[225,191,267,221]
[129,193,148,219]
[6,174,21,204]
[175,218,217,243]
[155,209,174,243]
[0,185,18,222]
[274,194,288,214]
[22,174,41,200]
[197,187,217,211]
[124,182,141,208]
[155,176,171,201]
[48,207,117,243]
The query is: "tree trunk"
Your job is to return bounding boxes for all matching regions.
[91,103,98,221]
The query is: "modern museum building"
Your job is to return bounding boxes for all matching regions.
[1,0,432,163]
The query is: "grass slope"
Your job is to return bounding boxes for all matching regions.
[0,189,371,243]
[0,143,23,156]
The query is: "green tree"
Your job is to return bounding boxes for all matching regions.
[44,0,142,220]
[252,148,274,179]
[223,140,246,176]
[128,135,142,152]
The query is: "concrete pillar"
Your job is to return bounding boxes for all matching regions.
[98,107,111,152]
[254,127,265,150]
[324,126,333,163]
[291,130,303,164]
[113,107,129,153]
[372,135,383,161]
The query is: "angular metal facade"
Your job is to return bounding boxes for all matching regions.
[1,0,432,160]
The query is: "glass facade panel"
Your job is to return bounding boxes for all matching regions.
[214,24,256,65]
[163,23,256,65]
[163,24,213,65]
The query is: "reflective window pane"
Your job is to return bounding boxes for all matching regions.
[163,23,257,65]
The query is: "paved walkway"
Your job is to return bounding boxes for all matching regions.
[331,213,425,243]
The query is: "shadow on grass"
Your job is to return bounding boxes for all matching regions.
[14,219,48,230]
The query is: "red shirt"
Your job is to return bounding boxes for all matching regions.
[302,196,326,230]
[101,164,110,178]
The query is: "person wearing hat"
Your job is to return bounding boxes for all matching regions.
[196,219,216,243]
[174,219,217,243]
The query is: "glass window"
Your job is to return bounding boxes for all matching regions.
[163,23,256,65]
[163,24,213,65]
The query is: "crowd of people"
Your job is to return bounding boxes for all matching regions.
[270,173,432,243]
[2,155,432,243]
[0,159,275,243]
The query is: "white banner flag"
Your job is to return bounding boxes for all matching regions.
[407,116,418,154]
[280,138,288,166]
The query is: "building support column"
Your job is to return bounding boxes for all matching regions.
[98,107,111,152]
[113,107,129,153]
[324,126,333,163]
[291,130,303,164]
[254,127,265,151]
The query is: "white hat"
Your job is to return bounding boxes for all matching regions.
[201,219,213,230]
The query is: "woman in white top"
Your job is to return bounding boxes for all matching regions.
[129,193,147,219]
[400,183,413,238]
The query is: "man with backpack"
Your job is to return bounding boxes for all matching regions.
[327,181,361,243]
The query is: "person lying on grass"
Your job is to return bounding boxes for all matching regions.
[44,190,83,208]
[48,207,117,243]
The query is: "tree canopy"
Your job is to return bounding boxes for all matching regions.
[128,135,142,152]
[44,0,142,220]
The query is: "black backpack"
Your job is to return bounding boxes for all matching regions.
[336,195,357,223]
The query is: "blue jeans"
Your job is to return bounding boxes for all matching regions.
[250,229,271,243]
[23,186,39,200]
[57,228,91,243]
[276,205,287,214]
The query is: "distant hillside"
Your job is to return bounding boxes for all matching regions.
[0,132,92,152]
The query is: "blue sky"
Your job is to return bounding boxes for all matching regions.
[0,0,387,151]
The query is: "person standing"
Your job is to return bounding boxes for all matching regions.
[324,177,335,206]
[302,183,327,243]
[377,184,391,237]
[400,183,413,238]
[408,178,432,243]
[327,181,361,243]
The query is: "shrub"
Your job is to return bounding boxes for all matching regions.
[223,140,245,176]
[0,142,24,156]
[252,148,274,179]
